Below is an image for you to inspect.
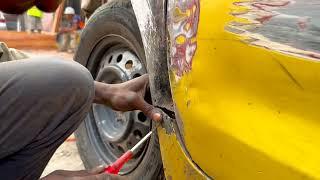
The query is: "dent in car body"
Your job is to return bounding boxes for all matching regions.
[166,0,201,144]
[131,0,174,112]
[157,127,207,180]
[131,0,208,179]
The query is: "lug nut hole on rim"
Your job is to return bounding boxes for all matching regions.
[137,112,147,122]
[127,142,133,149]
[133,73,141,78]
[108,55,113,63]
[117,54,123,62]
[133,130,143,140]
[117,146,125,154]
[125,60,133,69]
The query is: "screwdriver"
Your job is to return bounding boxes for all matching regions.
[104,123,160,174]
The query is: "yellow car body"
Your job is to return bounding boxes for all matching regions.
[158,0,320,179]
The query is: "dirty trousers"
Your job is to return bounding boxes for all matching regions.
[0,57,94,180]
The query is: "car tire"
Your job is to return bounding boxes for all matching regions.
[74,0,164,179]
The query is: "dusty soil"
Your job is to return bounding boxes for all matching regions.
[23,49,74,60]
[41,135,84,177]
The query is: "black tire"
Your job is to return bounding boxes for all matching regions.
[74,0,163,179]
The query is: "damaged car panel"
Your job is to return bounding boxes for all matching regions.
[131,0,208,179]
[169,0,320,179]
[131,0,173,112]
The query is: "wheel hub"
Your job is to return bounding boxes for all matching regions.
[94,65,130,143]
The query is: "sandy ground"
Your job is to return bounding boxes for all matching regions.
[21,50,85,177]
[22,49,74,60]
[41,135,84,177]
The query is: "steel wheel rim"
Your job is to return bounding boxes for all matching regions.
[86,36,151,174]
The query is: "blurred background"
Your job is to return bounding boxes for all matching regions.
[0,0,83,52]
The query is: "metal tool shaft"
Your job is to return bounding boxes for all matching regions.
[131,123,160,153]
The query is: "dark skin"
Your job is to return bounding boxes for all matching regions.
[60,14,78,33]
[44,76,162,180]
[1,1,162,179]
[42,166,125,180]
[94,75,162,122]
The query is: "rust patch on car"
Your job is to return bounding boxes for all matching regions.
[168,0,200,78]
[227,0,320,60]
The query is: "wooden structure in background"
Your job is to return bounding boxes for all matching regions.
[0,31,56,50]
[51,1,65,33]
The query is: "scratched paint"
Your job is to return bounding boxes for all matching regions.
[228,0,320,60]
[168,0,200,78]
[170,0,320,179]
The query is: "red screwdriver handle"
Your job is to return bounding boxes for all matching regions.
[104,151,133,174]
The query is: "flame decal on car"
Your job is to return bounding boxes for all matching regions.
[169,0,200,78]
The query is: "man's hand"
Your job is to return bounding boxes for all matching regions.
[42,166,125,180]
[94,74,162,122]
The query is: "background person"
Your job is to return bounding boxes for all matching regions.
[26,6,43,33]
[57,7,80,53]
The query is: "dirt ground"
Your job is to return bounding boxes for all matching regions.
[41,134,84,177]
[22,50,85,177]
[22,49,74,60]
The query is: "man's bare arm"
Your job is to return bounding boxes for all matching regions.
[94,75,162,121]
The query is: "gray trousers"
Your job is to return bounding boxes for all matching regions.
[0,57,94,180]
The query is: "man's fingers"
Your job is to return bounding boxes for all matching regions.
[132,96,162,122]
[89,165,106,174]
[125,74,149,91]
[46,169,92,177]
[47,165,105,178]
[89,173,126,180]
[154,112,162,121]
